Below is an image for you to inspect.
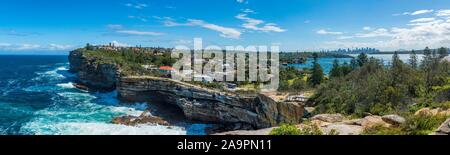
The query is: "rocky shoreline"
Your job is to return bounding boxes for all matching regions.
[68,50,305,132]
[215,108,450,135]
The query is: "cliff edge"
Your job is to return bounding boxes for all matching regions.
[68,49,304,129]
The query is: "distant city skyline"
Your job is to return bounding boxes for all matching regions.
[1,0,450,54]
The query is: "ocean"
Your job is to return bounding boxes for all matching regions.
[0,55,209,135]
[288,54,424,74]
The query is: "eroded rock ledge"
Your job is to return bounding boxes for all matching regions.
[118,76,304,129]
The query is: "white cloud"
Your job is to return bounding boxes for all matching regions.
[128,15,148,22]
[236,0,247,4]
[48,44,74,50]
[235,14,286,32]
[321,8,450,51]
[410,18,436,23]
[323,19,450,50]
[411,9,434,15]
[242,8,255,13]
[187,19,242,39]
[125,3,148,9]
[316,29,343,35]
[397,9,434,16]
[159,17,241,39]
[363,26,372,31]
[0,43,73,51]
[338,28,392,39]
[436,9,450,17]
[116,30,165,36]
[110,41,130,47]
[357,28,392,38]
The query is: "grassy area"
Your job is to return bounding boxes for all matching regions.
[270,122,339,135]
[363,113,449,135]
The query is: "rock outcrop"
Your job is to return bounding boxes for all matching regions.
[382,115,406,126]
[434,118,450,135]
[112,110,170,126]
[69,50,119,91]
[415,108,450,116]
[321,124,363,135]
[311,114,345,123]
[117,76,304,129]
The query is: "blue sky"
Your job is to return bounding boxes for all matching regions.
[1,0,450,54]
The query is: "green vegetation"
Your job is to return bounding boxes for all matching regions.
[77,46,176,76]
[311,47,450,117]
[270,122,339,135]
[363,114,449,135]
[269,124,302,135]
[403,114,448,135]
[309,53,324,86]
[278,67,310,91]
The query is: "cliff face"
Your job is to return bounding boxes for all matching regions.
[69,50,304,129]
[118,76,304,129]
[69,50,119,91]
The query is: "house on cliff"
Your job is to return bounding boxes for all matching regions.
[159,66,176,75]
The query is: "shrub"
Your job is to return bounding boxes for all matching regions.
[362,125,404,135]
[362,113,449,135]
[270,122,339,135]
[402,114,448,135]
[269,124,301,135]
[298,122,324,135]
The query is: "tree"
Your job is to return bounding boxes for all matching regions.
[309,53,324,86]
[392,51,402,69]
[350,58,358,69]
[422,47,432,69]
[409,50,418,69]
[330,59,343,78]
[86,43,94,50]
[438,47,448,59]
[357,53,369,67]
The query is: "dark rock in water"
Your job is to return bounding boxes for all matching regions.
[73,83,89,91]
[112,110,170,126]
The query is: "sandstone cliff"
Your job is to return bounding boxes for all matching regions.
[69,50,119,91]
[68,50,304,129]
[118,76,304,129]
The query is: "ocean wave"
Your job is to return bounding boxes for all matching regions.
[1,80,18,96]
[21,122,187,135]
[32,65,74,81]
[24,85,60,92]
[56,82,75,89]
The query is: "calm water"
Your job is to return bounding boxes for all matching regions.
[289,54,424,74]
[0,55,208,135]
